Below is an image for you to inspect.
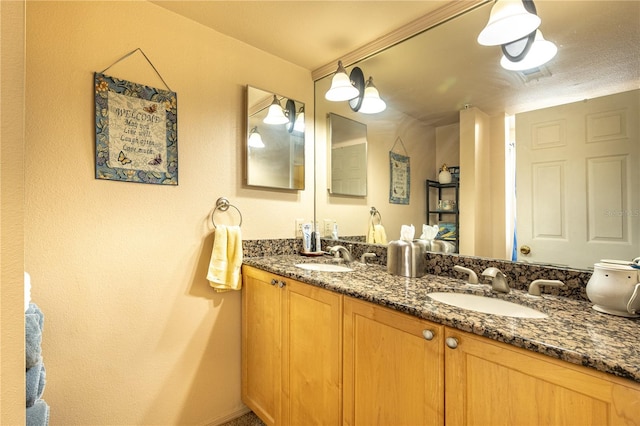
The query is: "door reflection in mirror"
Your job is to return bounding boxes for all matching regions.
[328,113,368,196]
[246,85,305,190]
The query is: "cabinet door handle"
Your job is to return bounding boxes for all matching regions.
[422,329,435,341]
[445,337,459,349]
[278,280,286,288]
[270,279,278,286]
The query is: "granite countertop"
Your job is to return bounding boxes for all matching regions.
[243,255,640,384]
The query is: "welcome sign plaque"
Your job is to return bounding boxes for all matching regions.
[94,72,178,185]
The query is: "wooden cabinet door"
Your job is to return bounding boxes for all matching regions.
[444,327,640,426]
[282,279,343,425]
[241,266,282,426]
[343,298,444,426]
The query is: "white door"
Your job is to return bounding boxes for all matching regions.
[516,90,639,269]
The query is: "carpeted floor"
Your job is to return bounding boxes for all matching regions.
[221,411,265,426]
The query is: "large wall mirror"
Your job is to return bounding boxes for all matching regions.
[246,85,305,190]
[314,1,639,269]
[328,113,368,197]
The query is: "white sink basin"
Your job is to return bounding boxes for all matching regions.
[428,292,547,318]
[295,263,353,272]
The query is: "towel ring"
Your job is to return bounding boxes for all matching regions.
[370,206,382,225]
[211,197,243,228]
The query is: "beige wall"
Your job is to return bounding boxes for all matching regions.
[1,0,26,423]
[435,123,459,170]
[24,1,312,424]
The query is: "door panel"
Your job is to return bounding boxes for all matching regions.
[516,90,639,268]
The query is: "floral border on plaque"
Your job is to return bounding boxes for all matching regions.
[94,72,178,185]
[389,151,410,204]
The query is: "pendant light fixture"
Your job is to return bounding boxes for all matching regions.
[477,0,540,46]
[325,60,360,102]
[358,77,386,114]
[248,126,265,148]
[293,106,305,133]
[500,30,557,71]
[263,95,289,125]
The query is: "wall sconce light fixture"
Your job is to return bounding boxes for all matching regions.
[478,0,557,71]
[248,126,265,148]
[293,106,305,133]
[263,95,289,124]
[477,0,540,46]
[500,30,557,70]
[325,60,360,101]
[358,77,387,114]
[325,62,387,114]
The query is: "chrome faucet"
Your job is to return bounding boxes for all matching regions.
[329,245,353,262]
[481,267,510,293]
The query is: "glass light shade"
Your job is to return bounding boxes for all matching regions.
[325,61,359,101]
[248,127,265,148]
[500,30,557,71]
[263,95,289,124]
[477,0,541,46]
[293,108,305,132]
[358,77,386,114]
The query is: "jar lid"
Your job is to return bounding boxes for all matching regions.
[594,261,635,271]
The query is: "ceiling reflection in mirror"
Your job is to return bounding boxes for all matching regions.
[314,1,639,269]
[246,85,305,190]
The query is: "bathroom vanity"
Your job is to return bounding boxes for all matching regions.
[241,257,640,425]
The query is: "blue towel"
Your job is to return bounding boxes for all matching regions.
[25,307,43,369]
[26,303,44,329]
[26,362,46,407]
[26,399,49,426]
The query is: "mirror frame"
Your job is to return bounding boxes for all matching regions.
[245,85,305,191]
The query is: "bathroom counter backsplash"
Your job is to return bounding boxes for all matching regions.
[243,238,593,300]
[242,252,640,384]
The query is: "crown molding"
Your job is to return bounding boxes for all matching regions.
[311,0,488,81]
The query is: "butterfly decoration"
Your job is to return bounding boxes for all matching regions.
[143,104,157,114]
[148,153,162,166]
[118,150,132,165]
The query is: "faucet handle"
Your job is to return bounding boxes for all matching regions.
[360,252,377,263]
[453,265,479,284]
[528,279,565,297]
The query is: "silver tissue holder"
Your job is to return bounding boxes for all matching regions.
[387,239,427,278]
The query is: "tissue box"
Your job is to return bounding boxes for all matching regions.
[437,222,457,240]
[387,240,427,278]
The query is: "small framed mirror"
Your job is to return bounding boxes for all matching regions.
[327,113,368,196]
[245,85,305,190]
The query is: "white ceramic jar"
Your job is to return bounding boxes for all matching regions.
[586,261,640,317]
[438,166,452,184]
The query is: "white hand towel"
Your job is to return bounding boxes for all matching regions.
[207,225,243,292]
[374,224,388,244]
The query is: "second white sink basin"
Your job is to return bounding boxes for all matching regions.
[428,292,547,318]
[295,263,353,272]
